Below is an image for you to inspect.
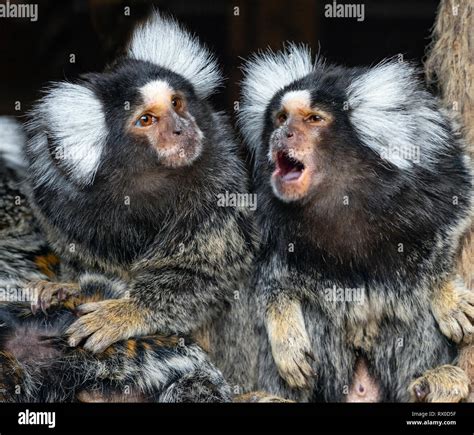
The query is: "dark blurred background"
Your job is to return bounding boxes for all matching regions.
[0,0,440,117]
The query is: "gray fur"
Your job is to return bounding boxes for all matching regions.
[0,120,234,403]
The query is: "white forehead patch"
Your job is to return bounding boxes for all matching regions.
[140,80,174,106]
[281,90,312,112]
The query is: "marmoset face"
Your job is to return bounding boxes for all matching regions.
[85,59,208,177]
[127,78,204,168]
[267,89,334,202]
[263,80,374,205]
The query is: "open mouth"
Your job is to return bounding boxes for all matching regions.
[275,150,306,182]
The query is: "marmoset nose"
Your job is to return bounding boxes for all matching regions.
[286,131,294,139]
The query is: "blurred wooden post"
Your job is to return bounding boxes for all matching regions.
[425,0,474,401]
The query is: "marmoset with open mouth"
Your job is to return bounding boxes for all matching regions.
[239,45,474,402]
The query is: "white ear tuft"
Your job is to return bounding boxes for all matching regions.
[128,11,223,99]
[347,59,449,169]
[28,83,106,186]
[238,44,316,151]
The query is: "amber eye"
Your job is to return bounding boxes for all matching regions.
[277,112,288,124]
[307,114,324,123]
[171,95,183,110]
[135,114,157,127]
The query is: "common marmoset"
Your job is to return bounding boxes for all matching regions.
[21,12,257,395]
[238,45,474,402]
[0,118,232,403]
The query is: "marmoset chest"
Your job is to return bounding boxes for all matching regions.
[310,274,429,347]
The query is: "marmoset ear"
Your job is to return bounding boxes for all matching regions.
[127,11,223,99]
[346,59,449,169]
[27,82,107,187]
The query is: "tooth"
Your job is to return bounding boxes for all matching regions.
[282,171,302,181]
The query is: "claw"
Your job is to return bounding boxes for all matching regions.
[40,298,48,316]
[409,365,470,403]
[414,381,430,402]
[296,361,315,382]
[57,288,65,301]
[28,280,80,316]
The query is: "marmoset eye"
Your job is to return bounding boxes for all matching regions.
[135,114,157,127]
[307,114,324,123]
[277,112,288,124]
[171,96,183,110]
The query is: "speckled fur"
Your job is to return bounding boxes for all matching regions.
[0,118,233,403]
